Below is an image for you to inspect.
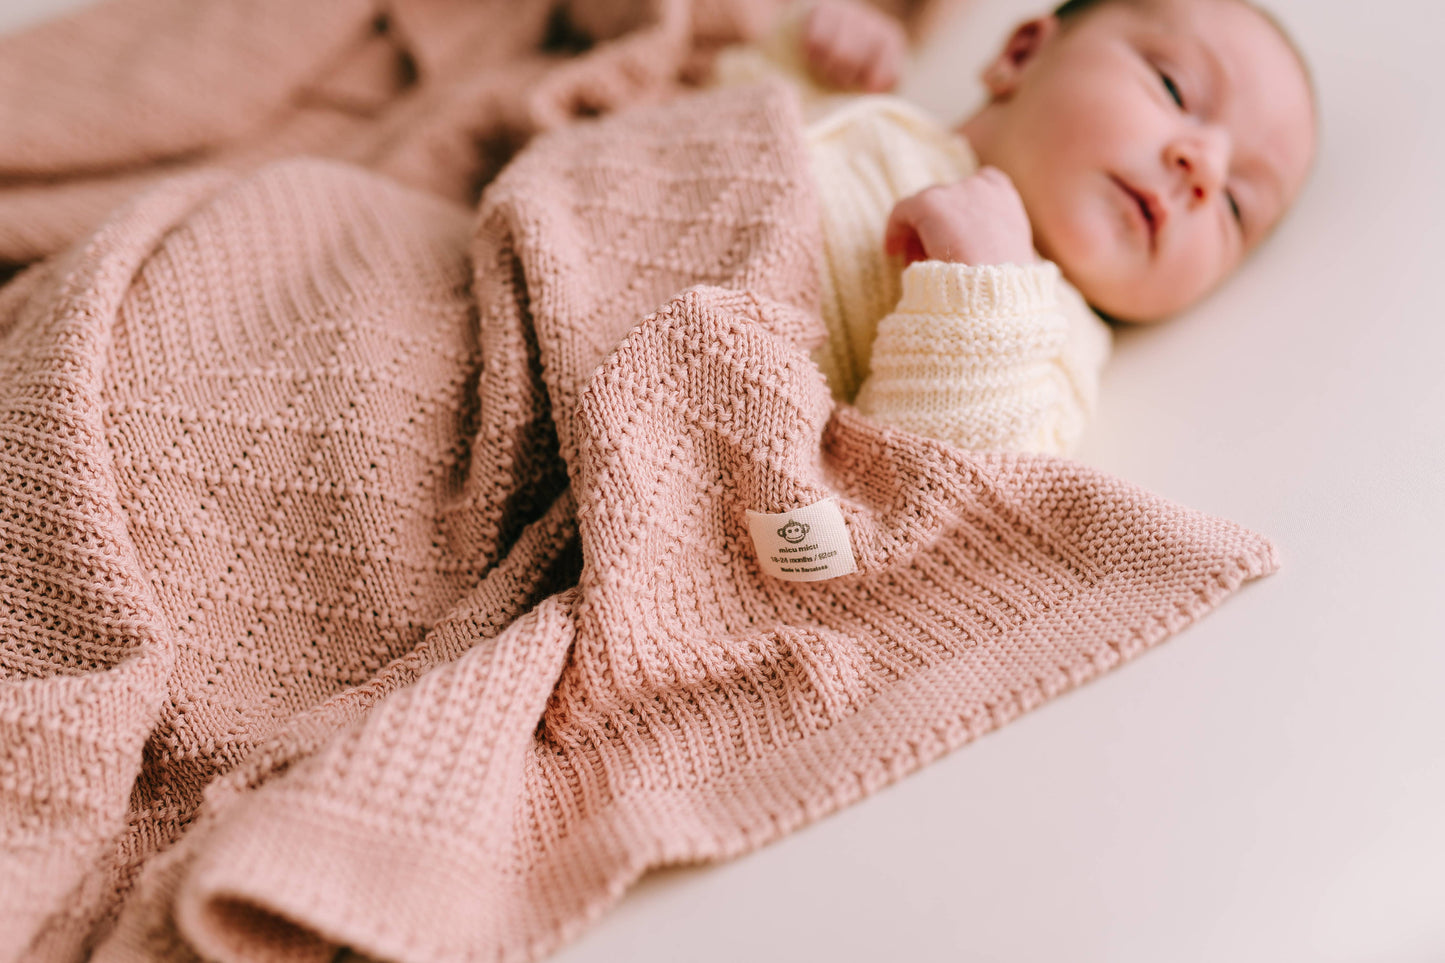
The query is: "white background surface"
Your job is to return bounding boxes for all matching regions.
[2,1,1440,960]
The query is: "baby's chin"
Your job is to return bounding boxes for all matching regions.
[1060,261,1179,324]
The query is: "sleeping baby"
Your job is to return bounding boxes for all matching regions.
[715,0,1316,454]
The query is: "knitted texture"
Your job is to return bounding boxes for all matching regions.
[856,260,1104,452]
[0,82,1277,963]
[0,0,745,270]
[806,97,977,399]
[718,16,979,399]
[0,0,963,275]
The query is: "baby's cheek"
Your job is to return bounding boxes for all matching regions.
[1032,181,1124,280]
[1038,193,1175,320]
[1163,237,1236,317]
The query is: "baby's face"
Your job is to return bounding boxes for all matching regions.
[965,0,1316,322]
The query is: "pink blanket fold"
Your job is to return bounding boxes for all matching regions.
[0,0,957,275]
[0,82,1277,962]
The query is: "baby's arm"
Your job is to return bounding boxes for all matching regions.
[856,170,1093,454]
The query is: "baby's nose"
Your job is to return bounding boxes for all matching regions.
[1165,129,1230,202]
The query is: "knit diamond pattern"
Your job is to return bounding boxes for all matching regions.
[1,83,1276,963]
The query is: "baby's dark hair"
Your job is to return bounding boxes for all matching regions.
[1052,0,1112,18]
[1051,0,1204,22]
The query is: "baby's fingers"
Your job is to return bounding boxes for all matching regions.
[815,24,873,88]
[884,201,928,263]
[856,31,902,91]
[803,4,846,67]
[804,4,861,88]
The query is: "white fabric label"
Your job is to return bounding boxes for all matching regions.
[746,498,857,582]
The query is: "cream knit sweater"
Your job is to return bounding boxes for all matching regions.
[716,12,1113,454]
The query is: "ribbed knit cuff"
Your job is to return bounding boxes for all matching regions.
[896,260,1060,317]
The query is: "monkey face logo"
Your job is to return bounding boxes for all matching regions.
[778,520,809,544]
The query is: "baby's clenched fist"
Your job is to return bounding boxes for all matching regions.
[884,168,1037,267]
[801,0,907,93]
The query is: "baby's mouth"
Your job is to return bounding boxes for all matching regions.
[1112,175,1160,252]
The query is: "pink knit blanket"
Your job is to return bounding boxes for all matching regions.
[0,82,1277,962]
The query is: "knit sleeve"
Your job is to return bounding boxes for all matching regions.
[853,259,1097,455]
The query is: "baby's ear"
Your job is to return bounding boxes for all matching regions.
[981,16,1060,97]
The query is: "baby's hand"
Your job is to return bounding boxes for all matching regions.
[884,168,1037,267]
[801,0,907,93]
